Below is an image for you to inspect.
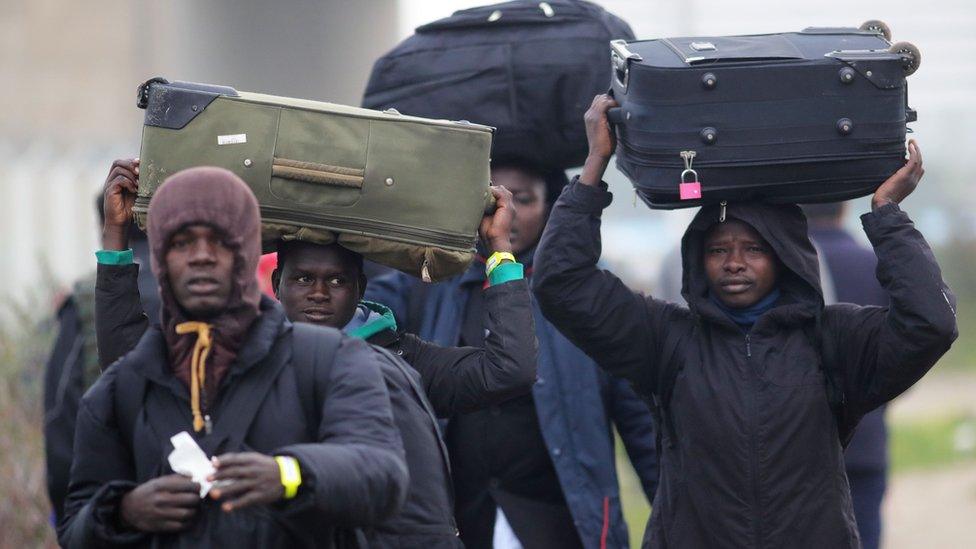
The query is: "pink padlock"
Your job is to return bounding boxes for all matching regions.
[679,168,702,200]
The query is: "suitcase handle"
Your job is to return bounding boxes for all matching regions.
[484,191,497,215]
[607,107,626,126]
[610,40,641,91]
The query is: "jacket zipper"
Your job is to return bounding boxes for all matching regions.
[746,333,761,547]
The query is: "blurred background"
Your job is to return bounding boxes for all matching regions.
[1,0,973,547]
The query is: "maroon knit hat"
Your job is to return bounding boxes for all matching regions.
[146,167,262,394]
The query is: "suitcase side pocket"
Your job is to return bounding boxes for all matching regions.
[269,109,368,208]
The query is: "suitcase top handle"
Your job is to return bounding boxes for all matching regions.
[139,77,495,134]
[661,35,805,65]
[611,39,642,91]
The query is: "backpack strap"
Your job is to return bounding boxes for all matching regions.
[808,312,859,447]
[113,363,148,450]
[290,323,370,549]
[404,279,430,336]
[291,323,341,440]
[653,327,689,449]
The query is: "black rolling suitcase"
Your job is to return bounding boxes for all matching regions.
[363,0,633,170]
[608,21,920,209]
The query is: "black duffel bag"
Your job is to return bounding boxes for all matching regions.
[362,0,633,170]
[608,23,920,209]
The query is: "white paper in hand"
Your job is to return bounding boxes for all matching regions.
[167,431,215,498]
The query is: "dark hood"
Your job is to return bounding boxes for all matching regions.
[146,166,262,394]
[680,202,823,326]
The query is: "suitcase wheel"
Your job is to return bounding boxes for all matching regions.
[889,41,921,76]
[859,19,892,41]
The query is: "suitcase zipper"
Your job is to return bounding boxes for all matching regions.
[618,141,904,168]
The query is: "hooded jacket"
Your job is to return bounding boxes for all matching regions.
[532,178,957,548]
[60,168,407,547]
[59,298,407,548]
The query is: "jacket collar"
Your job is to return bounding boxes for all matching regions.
[129,295,288,399]
[346,300,398,341]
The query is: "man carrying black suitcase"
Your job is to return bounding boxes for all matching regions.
[531,95,957,548]
[92,160,539,548]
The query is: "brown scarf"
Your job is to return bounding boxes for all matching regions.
[147,167,262,431]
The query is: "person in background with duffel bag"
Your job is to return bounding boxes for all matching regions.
[531,94,958,548]
[92,160,540,548]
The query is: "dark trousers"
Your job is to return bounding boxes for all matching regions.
[456,488,583,549]
[848,469,886,549]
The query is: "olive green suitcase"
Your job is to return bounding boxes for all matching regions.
[134,77,494,281]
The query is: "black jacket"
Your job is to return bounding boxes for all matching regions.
[45,241,160,522]
[59,296,408,548]
[94,264,538,548]
[533,179,957,549]
[809,226,890,472]
[356,282,539,548]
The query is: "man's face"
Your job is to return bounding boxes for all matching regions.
[165,224,235,318]
[703,219,779,309]
[272,243,363,329]
[490,166,548,255]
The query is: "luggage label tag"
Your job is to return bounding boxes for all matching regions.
[679,151,701,200]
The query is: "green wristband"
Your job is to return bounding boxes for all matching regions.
[488,262,524,287]
[95,249,134,265]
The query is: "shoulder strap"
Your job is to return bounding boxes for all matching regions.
[405,280,430,336]
[113,364,148,450]
[291,323,341,440]
[654,326,690,449]
[810,312,858,447]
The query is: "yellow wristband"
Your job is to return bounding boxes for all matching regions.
[275,456,302,500]
[485,251,516,277]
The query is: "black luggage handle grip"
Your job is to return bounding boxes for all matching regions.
[607,107,625,125]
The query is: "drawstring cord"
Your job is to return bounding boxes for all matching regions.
[175,321,213,432]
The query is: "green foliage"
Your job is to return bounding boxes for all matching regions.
[890,414,976,474]
[615,433,651,548]
[0,280,60,547]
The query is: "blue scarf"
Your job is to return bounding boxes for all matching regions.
[710,288,781,329]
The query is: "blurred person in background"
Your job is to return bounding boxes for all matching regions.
[366,159,659,549]
[804,201,890,549]
[42,182,160,525]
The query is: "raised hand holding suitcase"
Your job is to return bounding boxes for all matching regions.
[608,21,920,209]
